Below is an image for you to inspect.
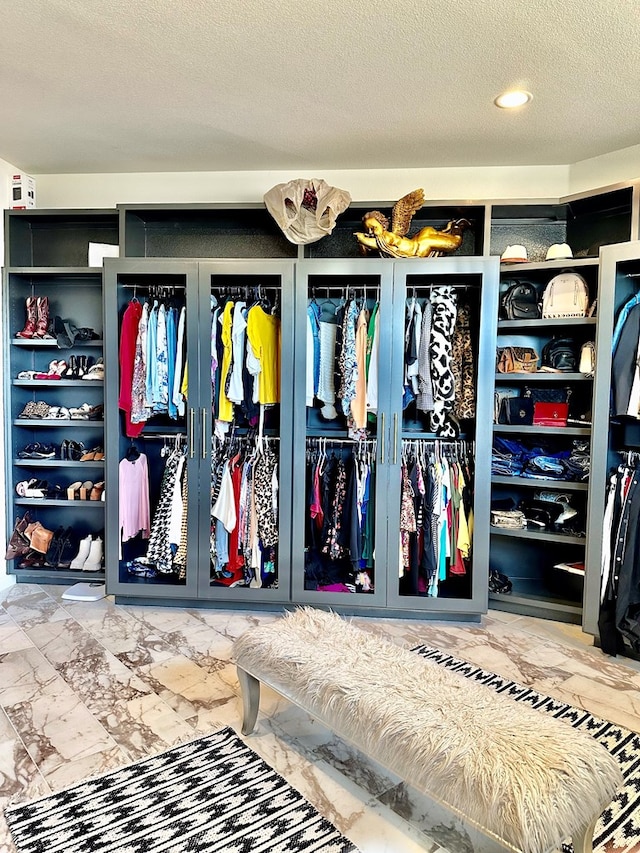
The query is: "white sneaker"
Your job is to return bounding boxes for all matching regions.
[70,535,92,569]
[83,537,103,572]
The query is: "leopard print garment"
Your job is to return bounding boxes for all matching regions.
[451,303,475,420]
[428,287,458,438]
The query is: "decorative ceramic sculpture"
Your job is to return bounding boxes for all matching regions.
[354,188,470,258]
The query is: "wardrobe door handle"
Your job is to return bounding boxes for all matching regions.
[380,412,385,464]
[201,408,207,459]
[189,408,195,458]
[393,414,398,464]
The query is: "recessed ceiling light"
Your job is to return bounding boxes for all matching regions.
[493,90,533,109]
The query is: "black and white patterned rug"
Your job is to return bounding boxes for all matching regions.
[5,726,358,853]
[413,644,640,853]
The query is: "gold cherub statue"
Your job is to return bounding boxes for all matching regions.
[354,189,471,258]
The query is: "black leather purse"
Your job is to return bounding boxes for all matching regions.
[499,397,534,425]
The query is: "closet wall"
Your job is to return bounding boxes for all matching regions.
[4,181,640,630]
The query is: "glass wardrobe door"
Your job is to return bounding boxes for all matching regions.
[291,260,394,608]
[196,261,294,601]
[104,260,201,599]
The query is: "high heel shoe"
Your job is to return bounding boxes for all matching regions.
[66,481,82,500]
[89,481,105,501]
[63,355,78,378]
[79,480,94,500]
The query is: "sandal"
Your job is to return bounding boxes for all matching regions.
[79,446,103,461]
[46,406,71,420]
[16,370,36,380]
[67,440,86,461]
[69,404,91,420]
[89,481,105,501]
[82,358,104,381]
[79,481,94,501]
[18,401,51,419]
[66,481,82,500]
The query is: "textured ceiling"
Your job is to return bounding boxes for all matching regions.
[1,0,640,175]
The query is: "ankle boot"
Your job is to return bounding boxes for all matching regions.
[70,534,92,569]
[35,296,53,338]
[16,296,38,338]
[77,355,88,378]
[83,536,103,571]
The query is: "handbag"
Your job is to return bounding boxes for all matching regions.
[579,341,596,375]
[523,385,572,405]
[540,337,578,372]
[500,397,534,425]
[499,281,541,321]
[490,509,525,529]
[496,346,539,374]
[533,401,569,426]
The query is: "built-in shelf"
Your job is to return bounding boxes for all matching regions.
[497,317,597,330]
[494,372,592,382]
[13,459,105,468]
[490,526,585,545]
[13,380,104,387]
[491,475,588,491]
[15,498,105,507]
[493,425,591,436]
[499,258,599,273]
[12,339,104,348]
[13,420,104,427]
[7,267,104,275]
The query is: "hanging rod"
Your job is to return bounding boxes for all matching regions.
[120,283,186,289]
[306,437,377,446]
[625,273,640,278]
[140,433,187,440]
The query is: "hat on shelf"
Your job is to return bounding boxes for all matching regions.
[500,244,528,263]
[545,242,573,261]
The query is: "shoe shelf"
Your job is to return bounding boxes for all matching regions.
[491,475,589,491]
[13,380,104,387]
[12,567,106,581]
[493,425,591,436]
[499,258,599,274]
[490,526,585,544]
[13,420,104,427]
[13,459,105,468]
[11,340,104,347]
[15,498,105,508]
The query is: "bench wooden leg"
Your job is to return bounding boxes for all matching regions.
[571,814,597,853]
[237,667,260,735]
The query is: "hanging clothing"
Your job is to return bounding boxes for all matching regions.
[351,306,369,430]
[246,305,281,405]
[118,452,151,549]
[428,287,458,437]
[451,303,475,420]
[130,301,152,426]
[118,300,144,438]
[146,447,183,574]
[218,301,235,421]
[398,441,474,598]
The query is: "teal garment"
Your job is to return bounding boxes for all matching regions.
[145,299,159,406]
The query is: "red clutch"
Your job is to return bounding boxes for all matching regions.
[532,402,569,426]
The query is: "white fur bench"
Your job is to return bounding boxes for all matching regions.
[233,608,622,853]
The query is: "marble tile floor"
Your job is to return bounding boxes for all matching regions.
[1,583,640,853]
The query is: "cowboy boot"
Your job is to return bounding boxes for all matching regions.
[35,296,53,338]
[16,296,38,338]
